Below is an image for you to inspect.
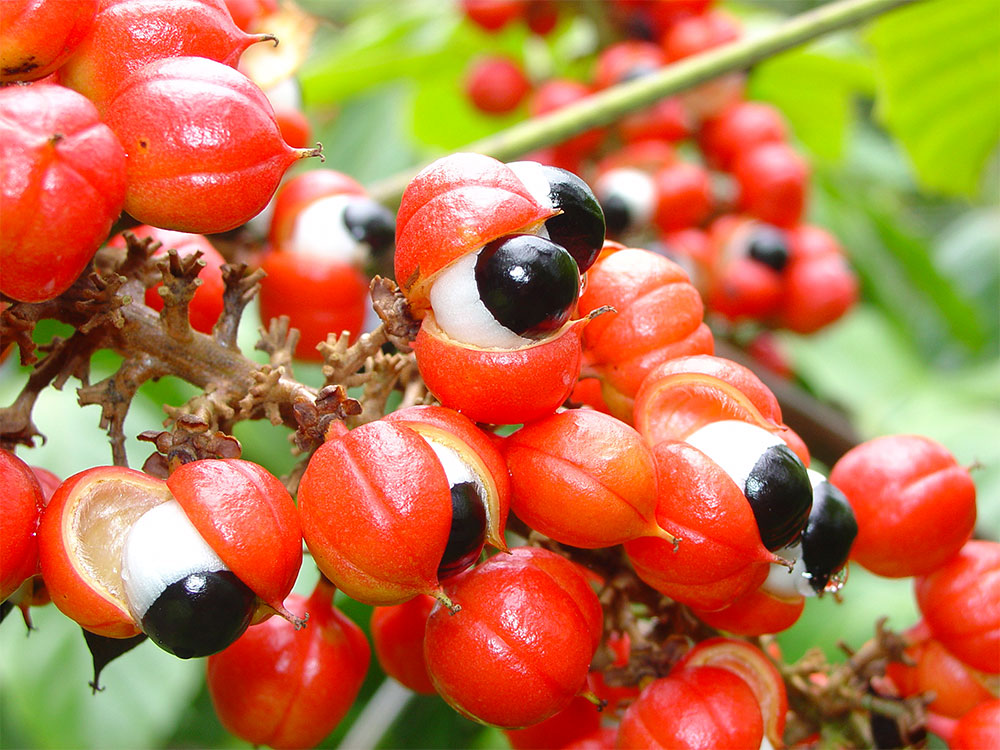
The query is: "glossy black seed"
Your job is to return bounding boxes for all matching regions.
[475,234,580,338]
[746,224,789,271]
[800,480,858,594]
[438,481,487,579]
[140,570,256,659]
[538,165,606,273]
[745,444,813,551]
[343,197,396,256]
[601,193,632,237]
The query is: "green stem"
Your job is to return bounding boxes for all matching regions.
[368,0,917,204]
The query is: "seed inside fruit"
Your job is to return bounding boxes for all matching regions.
[595,168,656,237]
[800,470,857,594]
[746,224,789,271]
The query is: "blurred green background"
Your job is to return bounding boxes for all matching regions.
[1,0,997,748]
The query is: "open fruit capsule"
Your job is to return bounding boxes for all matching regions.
[38,461,302,658]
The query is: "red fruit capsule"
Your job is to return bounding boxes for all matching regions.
[775,224,858,334]
[886,636,994,718]
[502,409,673,548]
[298,413,508,606]
[503,694,602,750]
[693,584,804,638]
[616,666,764,750]
[914,540,1000,675]
[0,449,44,602]
[578,244,714,400]
[948,699,1000,750]
[0,83,127,302]
[465,55,531,114]
[0,0,97,83]
[699,100,788,171]
[830,435,976,578]
[60,0,271,113]
[651,160,713,233]
[370,594,437,695]
[733,141,809,228]
[103,56,321,234]
[207,578,370,749]
[424,547,602,728]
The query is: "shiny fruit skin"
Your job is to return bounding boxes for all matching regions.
[674,636,788,748]
[616,666,764,750]
[830,435,976,578]
[733,142,809,228]
[915,541,1000,675]
[370,594,437,695]
[297,420,453,606]
[394,152,554,313]
[424,547,602,728]
[693,585,804,638]
[38,466,168,638]
[60,0,267,113]
[207,580,370,749]
[886,638,994,718]
[465,56,531,114]
[624,440,781,611]
[578,244,714,398]
[633,354,785,449]
[502,409,664,547]
[0,0,98,83]
[949,699,1000,750]
[0,449,44,602]
[0,83,127,302]
[413,313,587,425]
[503,694,603,750]
[166,458,302,619]
[103,56,315,234]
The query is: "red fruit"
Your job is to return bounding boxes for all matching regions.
[699,101,788,171]
[915,541,1000,675]
[693,585,804,637]
[651,160,713,233]
[592,41,667,91]
[0,0,97,83]
[625,440,782,611]
[0,449,44,602]
[733,142,809,228]
[461,0,524,32]
[703,215,787,322]
[207,579,370,749]
[0,83,127,302]
[830,435,976,578]
[465,56,531,114]
[524,0,559,35]
[103,56,320,234]
[38,461,302,649]
[662,9,741,61]
[413,313,588,425]
[224,0,278,31]
[503,409,671,548]
[504,694,602,750]
[949,699,1000,750]
[394,152,553,313]
[370,595,437,695]
[60,0,270,112]
[886,637,994,718]
[616,666,764,749]
[674,637,788,748]
[775,224,858,334]
[261,170,387,359]
[578,245,714,399]
[620,97,691,145]
[424,547,602,728]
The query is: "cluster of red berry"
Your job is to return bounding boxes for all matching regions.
[0,0,319,306]
[1,2,997,750]
[461,0,858,350]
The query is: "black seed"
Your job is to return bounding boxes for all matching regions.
[537,166,605,273]
[140,570,256,659]
[800,480,858,594]
[745,444,813,551]
[601,193,633,237]
[475,234,580,338]
[343,197,396,256]
[746,224,789,271]
[439,481,487,579]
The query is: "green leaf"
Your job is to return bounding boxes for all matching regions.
[749,45,873,161]
[0,606,202,749]
[867,0,1000,196]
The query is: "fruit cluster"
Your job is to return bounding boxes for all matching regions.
[1,2,995,750]
[461,0,859,348]
[0,0,319,305]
